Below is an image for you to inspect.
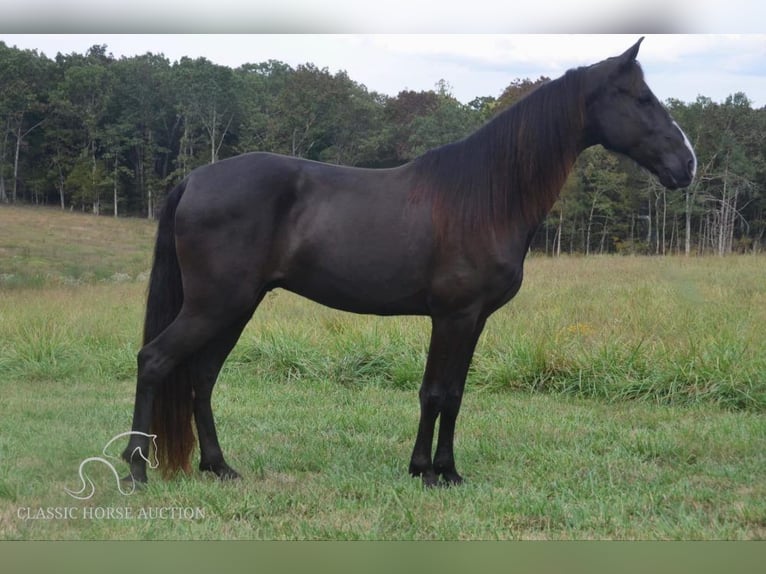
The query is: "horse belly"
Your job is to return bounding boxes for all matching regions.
[278,225,430,316]
[269,169,432,315]
[282,251,429,315]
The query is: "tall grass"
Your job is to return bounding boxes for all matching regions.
[1,254,764,411]
[475,256,766,410]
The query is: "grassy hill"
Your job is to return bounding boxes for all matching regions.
[0,205,156,289]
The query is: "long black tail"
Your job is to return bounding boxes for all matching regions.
[143,180,197,478]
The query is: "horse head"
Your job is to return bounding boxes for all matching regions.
[583,37,697,189]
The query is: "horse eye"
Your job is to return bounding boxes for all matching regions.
[638,93,653,105]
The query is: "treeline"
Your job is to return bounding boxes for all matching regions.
[1,42,764,255]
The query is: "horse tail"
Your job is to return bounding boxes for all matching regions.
[144,180,196,478]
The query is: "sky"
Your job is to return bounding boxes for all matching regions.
[1,1,765,108]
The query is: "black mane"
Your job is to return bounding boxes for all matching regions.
[410,67,587,240]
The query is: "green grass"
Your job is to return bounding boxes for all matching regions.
[0,205,155,288]
[1,369,764,540]
[0,206,764,539]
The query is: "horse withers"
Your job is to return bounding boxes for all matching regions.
[122,38,695,487]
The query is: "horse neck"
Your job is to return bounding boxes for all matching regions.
[478,72,587,231]
[409,70,587,242]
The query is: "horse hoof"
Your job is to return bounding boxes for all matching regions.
[441,471,464,486]
[217,467,240,481]
[200,461,240,480]
[421,471,440,488]
[121,474,147,486]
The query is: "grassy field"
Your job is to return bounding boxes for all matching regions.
[0,204,765,540]
[0,205,156,288]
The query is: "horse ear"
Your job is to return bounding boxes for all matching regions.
[619,37,645,67]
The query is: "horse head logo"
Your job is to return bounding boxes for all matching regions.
[64,431,159,500]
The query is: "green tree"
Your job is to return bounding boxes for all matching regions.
[235,60,293,155]
[382,89,440,163]
[495,76,550,112]
[0,42,50,203]
[406,80,480,157]
[174,57,239,174]
[51,45,114,213]
[111,53,175,217]
[467,95,497,125]
[317,72,387,166]
[269,64,346,159]
[575,148,627,254]
[676,94,761,254]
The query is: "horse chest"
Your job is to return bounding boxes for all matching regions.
[429,253,524,314]
[484,260,525,309]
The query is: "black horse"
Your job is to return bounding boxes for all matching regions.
[123,38,696,487]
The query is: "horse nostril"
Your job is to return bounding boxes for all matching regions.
[687,159,695,178]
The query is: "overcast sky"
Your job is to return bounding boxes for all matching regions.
[2,33,764,108]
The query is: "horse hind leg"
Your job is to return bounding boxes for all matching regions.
[122,294,257,482]
[192,305,262,480]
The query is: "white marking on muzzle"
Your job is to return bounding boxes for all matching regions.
[673,121,697,179]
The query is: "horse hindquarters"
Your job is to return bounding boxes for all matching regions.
[123,177,269,483]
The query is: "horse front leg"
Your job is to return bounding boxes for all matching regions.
[409,312,485,487]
